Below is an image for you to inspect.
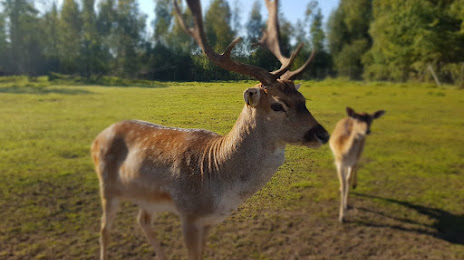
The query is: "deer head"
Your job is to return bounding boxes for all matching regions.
[346,107,385,136]
[174,0,329,147]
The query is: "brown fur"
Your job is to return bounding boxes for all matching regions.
[92,81,330,260]
[329,107,385,223]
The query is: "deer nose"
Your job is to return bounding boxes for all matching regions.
[305,124,330,144]
[315,125,330,144]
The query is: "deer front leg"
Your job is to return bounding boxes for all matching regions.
[181,216,208,260]
[137,209,167,260]
[336,163,347,223]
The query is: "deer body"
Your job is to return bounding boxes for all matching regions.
[93,83,329,260]
[329,107,385,223]
[93,108,287,222]
[93,0,330,259]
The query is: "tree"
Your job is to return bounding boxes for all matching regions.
[81,0,107,78]
[0,10,9,74]
[205,0,234,53]
[364,0,464,82]
[59,0,82,73]
[97,0,116,36]
[327,0,372,79]
[42,2,60,73]
[153,0,172,45]
[3,0,43,76]
[96,0,117,75]
[246,0,275,72]
[115,0,146,77]
[165,1,195,54]
[305,6,332,79]
[246,0,263,43]
[310,9,324,51]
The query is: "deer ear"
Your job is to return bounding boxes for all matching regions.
[295,83,302,91]
[243,88,261,108]
[373,110,385,119]
[346,107,355,117]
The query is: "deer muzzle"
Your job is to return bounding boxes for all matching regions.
[304,124,330,146]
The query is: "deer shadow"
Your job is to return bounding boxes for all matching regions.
[351,193,464,245]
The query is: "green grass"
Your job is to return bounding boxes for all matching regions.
[0,77,463,259]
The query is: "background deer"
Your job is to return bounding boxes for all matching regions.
[329,107,385,223]
[91,0,330,259]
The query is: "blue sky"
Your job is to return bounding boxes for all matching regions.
[52,0,340,35]
[140,0,340,30]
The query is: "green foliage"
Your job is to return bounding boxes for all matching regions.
[3,0,43,75]
[0,0,331,81]
[310,9,324,51]
[81,0,107,78]
[306,5,332,79]
[41,3,60,73]
[364,0,464,82]
[59,0,82,73]
[328,0,372,79]
[246,0,263,43]
[205,0,235,53]
[0,10,8,72]
[113,0,146,77]
[2,0,462,84]
[165,2,195,54]
[153,0,172,45]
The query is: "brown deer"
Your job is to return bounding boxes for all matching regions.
[91,0,329,259]
[329,107,385,223]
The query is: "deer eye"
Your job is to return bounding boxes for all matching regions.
[271,103,284,112]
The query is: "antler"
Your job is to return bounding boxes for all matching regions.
[257,0,316,81]
[174,0,276,86]
[281,47,316,80]
[174,0,315,85]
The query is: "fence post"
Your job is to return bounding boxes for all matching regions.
[460,63,464,88]
[427,64,441,87]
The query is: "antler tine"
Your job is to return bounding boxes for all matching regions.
[281,47,316,80]
[257,0,316,80]
[173,0,276,86]
[256,0,303,78]
[258,0,286,62]
[173,0,194,38]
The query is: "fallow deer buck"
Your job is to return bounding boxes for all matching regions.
[329,107,385,223]
[91,0,329,259]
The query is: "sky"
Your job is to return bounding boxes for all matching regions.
[142,0,340,30]
[51,0,340,35]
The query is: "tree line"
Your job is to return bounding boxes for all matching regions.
[0,0,463,84]
[329,0,464,84]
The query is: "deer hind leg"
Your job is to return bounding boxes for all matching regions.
[181,216,209,260]
[350,164,358,189]
[336,162,348,223]
[344,166,354,210]
[100,197,119,260]
[137,209,167,260]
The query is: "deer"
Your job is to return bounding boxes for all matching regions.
[90,0,330,259]
[329,107,385,223]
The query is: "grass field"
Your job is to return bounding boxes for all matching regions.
[0,76,463,259]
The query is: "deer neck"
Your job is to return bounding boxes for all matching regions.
[205,105,285,180]
[340,118,366,155]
